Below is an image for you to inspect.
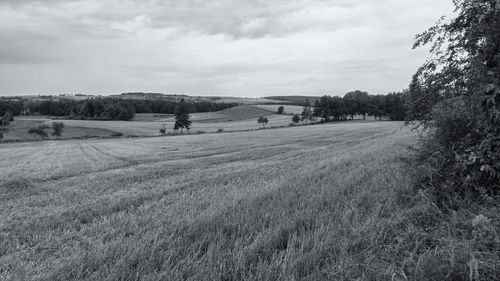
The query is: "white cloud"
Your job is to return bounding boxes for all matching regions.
[0,0,455,96]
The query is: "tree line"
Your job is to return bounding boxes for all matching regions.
[285,91,406,123]
[0,98,238,121]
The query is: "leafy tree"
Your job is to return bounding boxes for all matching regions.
[257,116,269,128]
[344,90,370,119]
[301,98,313,124]
[1,110,13,126]
[174,98,192,134]
[160,123,167,135]
[408,0,500,197]
[51,122,65,139]
[28,125,49,140]
[292,114,300,124]
[277,106,284,114]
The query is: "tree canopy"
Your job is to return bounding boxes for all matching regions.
[174,98,192,133]
[408,0,500,196]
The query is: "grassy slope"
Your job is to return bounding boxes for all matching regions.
[2,119,118,141]
[0,122,429,280]
[252,105,305,115]
[33,106,287,136]
[264,96,322,105]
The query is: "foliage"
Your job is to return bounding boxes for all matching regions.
[257,116,269,128]
[408,0,500,198]
[51,122,65,138]
[0,127,6,141]
[277,106,284,114]
[301,99,313,124]
[312,92,406,122]
[28,125,49,139]
[0,100,23,116]
[173,98,192,134]
[344,90,370,120]
[1,110,13,127]
[111,132,123,137]
[292,114,300,124]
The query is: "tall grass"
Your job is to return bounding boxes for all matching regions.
[1,122,496,280]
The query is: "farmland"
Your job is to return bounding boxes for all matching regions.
[0,121,424,280]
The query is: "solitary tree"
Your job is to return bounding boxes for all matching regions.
[292,114,300,124]
[257,116,268,128]
[51,122,65,139]
[28,125,49,140]
[277,106,284,114]
[301,98,313,124]
[173,98,192,134]
[1,110,13,126]
[160,123,167,135]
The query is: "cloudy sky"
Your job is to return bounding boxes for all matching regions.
[0,0,454,97]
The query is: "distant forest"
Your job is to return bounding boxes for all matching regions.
[0,90,406,121]
[0,98,238,121]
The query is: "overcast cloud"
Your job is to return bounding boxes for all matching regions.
[0,0,454,97]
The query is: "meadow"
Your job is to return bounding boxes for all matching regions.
[2,106,293,141]
[0,121,431,280]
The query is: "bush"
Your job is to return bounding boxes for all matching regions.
[111,132,123,137]
[217,128,224,133]
[28,125,49,140]
[408,0,500,200]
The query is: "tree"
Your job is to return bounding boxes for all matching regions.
[51,122,65,139]
[257,116,268,128]
[0,127,7,141]
[408,0,500,197]
[277,106,284,114]
[343,90,370,119]
[174,98,192,134]
[160,123,167,135]
[292,114,300,124]
[1,110,13,126]
[28,125,49,140]
[301,98,313,124]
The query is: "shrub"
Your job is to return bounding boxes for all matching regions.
[28,125,49,140]
[408,0,500,199]
[217,128,224,133]
[111,132,123,137]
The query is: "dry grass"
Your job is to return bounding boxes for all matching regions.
[2,121,495,280]
[41,113,293,136]
[0,121,418,280]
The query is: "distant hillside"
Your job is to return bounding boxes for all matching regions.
[264,96,321,105]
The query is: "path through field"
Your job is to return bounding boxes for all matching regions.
[0,121,416,280]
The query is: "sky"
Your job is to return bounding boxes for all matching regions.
[0,0,454,97]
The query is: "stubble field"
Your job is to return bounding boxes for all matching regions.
[0,121,420,280]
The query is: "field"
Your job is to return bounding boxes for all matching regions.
[1,118,118,141]
[252,104,305,115]
[1,106,294,140]
[0,121,426,280]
